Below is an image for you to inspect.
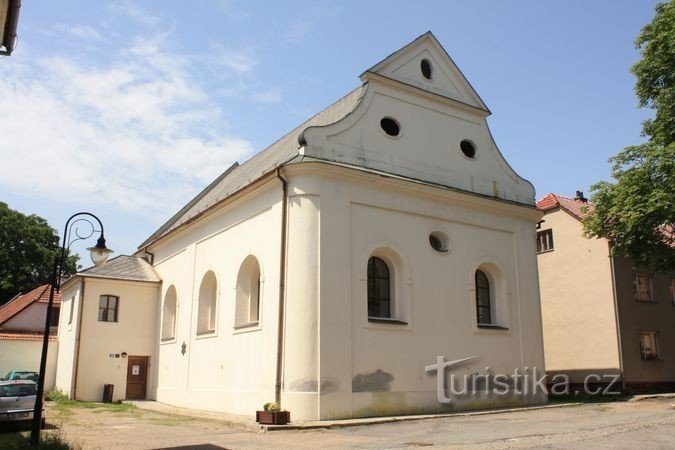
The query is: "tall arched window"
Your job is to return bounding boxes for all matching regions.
[197,271,217,334]
[161,286,177,341]
[235,256,261,328]
[475,270,492,324]
[368,256,391,318]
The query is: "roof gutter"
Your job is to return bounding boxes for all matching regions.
[274,168,288,405]
[0,0,20,56]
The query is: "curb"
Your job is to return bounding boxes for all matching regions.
[261,402,582,432]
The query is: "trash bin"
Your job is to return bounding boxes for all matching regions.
[102,384,114,403]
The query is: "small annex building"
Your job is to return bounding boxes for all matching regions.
[55,32,547,420]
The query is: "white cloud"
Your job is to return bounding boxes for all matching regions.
[250,88,283,104]
[0,30,255,217]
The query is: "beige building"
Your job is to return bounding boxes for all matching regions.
[0,285,60,389]
[537,192,675,392]
[56,32,547,420]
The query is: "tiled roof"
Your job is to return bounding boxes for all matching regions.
[139,86,366,248]
[0,330,57,342]
[537,193,594,221]
[0,285,61,326]
[77,255,161,283]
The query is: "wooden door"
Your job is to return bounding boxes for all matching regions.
[126,356,148,400]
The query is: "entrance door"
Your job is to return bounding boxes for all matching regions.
[126,356,148,400]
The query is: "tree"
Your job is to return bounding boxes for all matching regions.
[0,202,79,305]
[583,1,675,272]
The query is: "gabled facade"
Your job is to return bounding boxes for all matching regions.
[0,285,60,388]
[537,193,675,392]
[58,32,547,419]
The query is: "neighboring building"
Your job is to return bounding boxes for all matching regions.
[55,256,161,402]
[537,192,675,393]
[0,285,60,389]
[56,32,546,420]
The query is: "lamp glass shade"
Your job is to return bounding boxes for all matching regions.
[88,235,113,267]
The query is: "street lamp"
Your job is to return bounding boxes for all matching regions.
[30,212,113,446]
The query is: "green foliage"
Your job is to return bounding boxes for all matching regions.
[0,203,79,305]
[584,1,675,271]
[45,389,70,403]
[263,401,280,411]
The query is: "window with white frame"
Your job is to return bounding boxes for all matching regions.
[235,256,261,329]
[161,286,177,341]
[98,295,119,322]
[475,269,492,325]
[633,272,653,302]
[197,271,217,335]
[639,331,660,360]
[68,296,75,325]
[368,256,391,319]
[536,229,554,253]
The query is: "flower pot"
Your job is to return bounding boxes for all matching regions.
[256,410,290,425]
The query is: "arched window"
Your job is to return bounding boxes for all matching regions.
[475,270,492,324]
[235,256,261,328]
[161,286,177,341]
[368,256,391,318]
[197,271,217,334]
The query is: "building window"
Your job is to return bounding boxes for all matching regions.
[670,279,675,305]
[68,296,75,325]
[235,256,262,329]
[161,286,177,341]
[197,271,217,335]
[50,307,60,327]
[640,331,660,360]
[380,117,401,137]
[460,140,476,159]
[633,272,653,302]
[536,229,554,253]
[98,295,119,322]
[420,58,433,79]
[368,256,391,319]
[475,270,492,325]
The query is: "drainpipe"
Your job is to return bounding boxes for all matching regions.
[72,278,86,400]
[275,168,288,405]
[608,243,626,393]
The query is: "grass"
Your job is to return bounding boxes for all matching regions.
[45,389,138,421]
[0,429,80,449]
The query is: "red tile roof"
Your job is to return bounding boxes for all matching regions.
[0,330,57,341]
[536,193,594,221]
[0,285,61,326]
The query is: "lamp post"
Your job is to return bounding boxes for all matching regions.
[30,212,113,446]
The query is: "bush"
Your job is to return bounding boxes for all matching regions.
[45,389,70,403]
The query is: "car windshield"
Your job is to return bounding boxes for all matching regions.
[0,384,38,397]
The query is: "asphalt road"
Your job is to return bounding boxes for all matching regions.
[45,397,675,449]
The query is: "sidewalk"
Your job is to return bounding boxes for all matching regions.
[126,400,583,432]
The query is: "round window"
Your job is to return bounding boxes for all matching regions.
[429,231,449,253]
[421,59,433,80]
[380,117,401,137]
[460,140,476,159]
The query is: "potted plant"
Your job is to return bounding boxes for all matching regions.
[256,402,290,425]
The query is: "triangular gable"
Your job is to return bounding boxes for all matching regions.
[362,31,489,113]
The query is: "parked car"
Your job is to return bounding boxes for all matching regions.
[0,380,44,426]
[2,371,39,382]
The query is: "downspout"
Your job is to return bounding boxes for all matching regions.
[72,278,86,400]
[275,168,288,405]
[608,243,626,393]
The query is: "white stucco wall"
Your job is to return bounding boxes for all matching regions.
[0,340,58,390]
[152,182,282,415]
[55,281,82,397]
[2,302,56,332]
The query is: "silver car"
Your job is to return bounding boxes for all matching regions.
[0,380,42,425]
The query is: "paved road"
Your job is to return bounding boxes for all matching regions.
[47,398,675,449]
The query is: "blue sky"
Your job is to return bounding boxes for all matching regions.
[0,0,660,259]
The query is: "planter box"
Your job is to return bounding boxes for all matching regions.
[256,410,290,425]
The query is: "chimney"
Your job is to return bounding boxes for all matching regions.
[574,191,588,203]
